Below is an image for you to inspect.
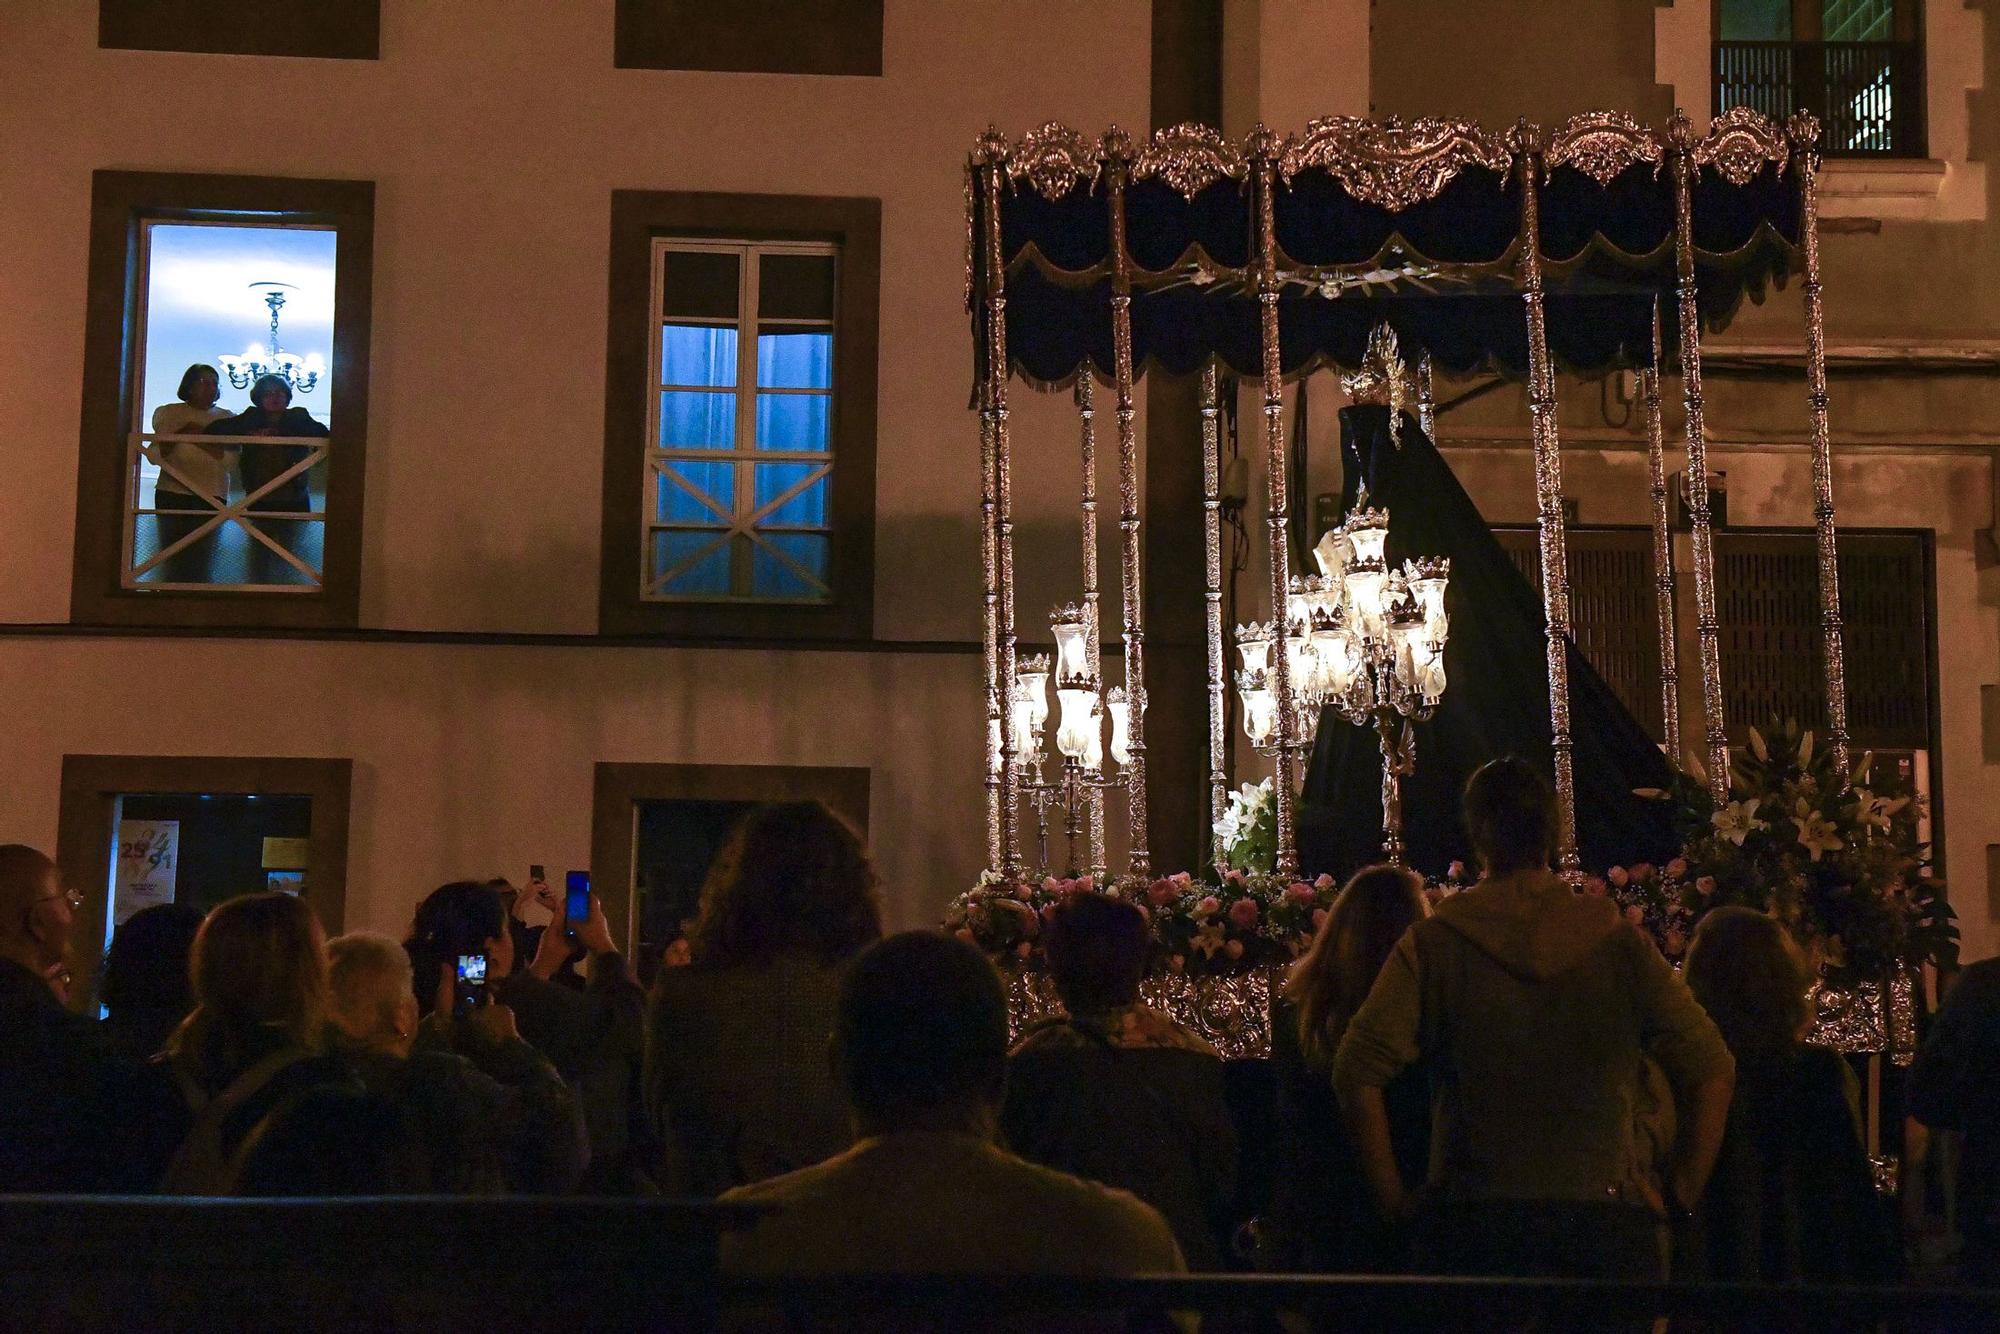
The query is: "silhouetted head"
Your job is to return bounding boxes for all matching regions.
[1462,756,1558,877]
[834,931,1009,1138]
[1684,906,1813,1059]
[1043,890,1149,1013]
[101,901,203,1021]
[1286,864,1428,1068]
[691,801,882,969]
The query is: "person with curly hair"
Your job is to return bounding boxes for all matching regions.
[644,801,884,1194]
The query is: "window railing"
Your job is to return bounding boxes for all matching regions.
[1715,39,1925,156]
[124,432,329,590]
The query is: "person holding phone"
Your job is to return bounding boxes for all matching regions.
[494,874,649,1192]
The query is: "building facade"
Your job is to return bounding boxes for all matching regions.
[1,1,1995,978]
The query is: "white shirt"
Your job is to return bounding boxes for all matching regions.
[148,402,233,501]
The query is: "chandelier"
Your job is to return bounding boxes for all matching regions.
[1000,603,1142,877]
[1234,500,1450,866]
[218,283,323,395]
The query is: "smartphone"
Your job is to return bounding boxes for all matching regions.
[453,952,488,1019]
[529,863,545,883]
[563,870,591,941]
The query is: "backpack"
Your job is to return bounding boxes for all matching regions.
[158,1046,313,1196]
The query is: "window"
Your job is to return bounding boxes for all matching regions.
[73,171,374,629]
[99,0,381,60]
[614,0,883,76]
[55,754,353,1010]
[650,242,836,601]
[1715,0,1925,156]
[602,192,879,641]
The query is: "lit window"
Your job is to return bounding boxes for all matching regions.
[128,222,338,590]
[646,240,837,602]
[1714,0,1924,157]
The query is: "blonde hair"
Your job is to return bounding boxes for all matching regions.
[326,932,414,1043]
[1286,865,1428,1069]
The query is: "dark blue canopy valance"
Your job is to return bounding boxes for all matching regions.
[971,110,1808,386]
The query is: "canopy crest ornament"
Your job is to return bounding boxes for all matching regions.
[1133,122,1246,199]
[1689,104,1792,186]
[1279,115,1512,204]
[1006,121,1099,202]
[1545,110,1666,185]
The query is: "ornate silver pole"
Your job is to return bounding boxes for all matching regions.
[971,161,1003,872]
[1513,122,1582,878]
[975,133,1024,874]
[1076,374,1108,878]
[1249,128,1300,881]
[1200,363,1228,870]
[1669,112,1732,803]
[1644,302,1683,761]
[1416,352,1436,442]
[1103,129,1151,881]
[1790,112,1851,778]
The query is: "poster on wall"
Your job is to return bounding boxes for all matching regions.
[113,820,179,926]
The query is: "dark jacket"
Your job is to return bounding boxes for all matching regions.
[0,959,178,1192]
[1695,1042,1897,1285]
[1002,1003,1238,1270]
[1269,995,1428,1273]
[152,1026,355,1183]
[645,954,852,1196]
[1910,957,2000,1266]
[206,405,328,511]
[101,1004,184,1067]
[380,1027,587,1194]
[1336,871,1734,1204]
[499,952,647,1190]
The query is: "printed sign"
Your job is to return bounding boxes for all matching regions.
[261,836,310,870]
[113,820,179,926]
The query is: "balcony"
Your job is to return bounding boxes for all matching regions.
[125,432,329,590]
[1715,39,1925,157]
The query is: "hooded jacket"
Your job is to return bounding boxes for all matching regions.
[1334,870,1732,1204]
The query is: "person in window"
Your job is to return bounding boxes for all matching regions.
[205,372,327,585]
[1268,865,1431,1275]
[1001,889,1237,1270]
[645,801,884,1195]
[145,363,232,585]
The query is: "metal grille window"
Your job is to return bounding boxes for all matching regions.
[1715,0,1924,157]
[646,240,837,602]
[1497,528,1666,739]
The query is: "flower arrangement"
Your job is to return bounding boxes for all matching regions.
[1213,779,1276,875]
[943,865,1341,978]
[1619,719,1956,979]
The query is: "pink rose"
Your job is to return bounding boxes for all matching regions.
[1313,873,1336,890]
[1695,875,1717,897]
[1607,866,1630,888]
[1223,868,1246,886]
[1583,876,1608,897]
[1075,874,1095,891]
[1147,879,1179,907]
[1171,871,1193,886]
[1168,954,1186,974]
[1225,939,1245,960]
[1631,863,1655,881]
[1014,885,1033,901]
[1286,882,1316,905]
[1041,876,1061,894]
[1666,858,1689,880]
[1196,895,1222,917]
[1229,898,1261,928]
[1311,908,1329,930]
[1624,904,1645,925]
[1447,861,1468,881]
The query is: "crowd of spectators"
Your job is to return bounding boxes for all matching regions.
[0,765,1994,1304]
